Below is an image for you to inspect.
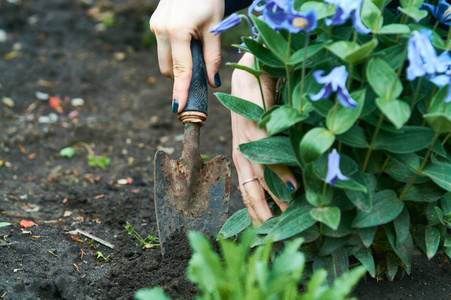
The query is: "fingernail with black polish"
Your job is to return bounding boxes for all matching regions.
[214,72,222,87]
[172,100,179,113]
[287,182,295,192]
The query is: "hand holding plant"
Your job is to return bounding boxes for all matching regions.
[215,0,451,282]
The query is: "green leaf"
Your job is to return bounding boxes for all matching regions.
[354,248,376,278]
[427,84,451,115]
[264,167,292,203]
[187,231,224,294]
[376,24,411,35]
[403,183,446,202]
[226,62,262,77]
[215,92,264,122]
[344,39,379,63]
[359,227,377,248]
[336,179,368,193]
[326,41,359,62]
[313,249,349,285]
[327,89,366,135]
[342,172,373,211]
[259,105,308,136]
[361,0,382,31]
[398,7,428,22]
[250,15,288,62]
[242,37,284,68]
[386,253,399,281]
[323,211,354,238]
[423,113,451,133]
[337,125,369,148]
[425,226,440,259]
[319,236,350,256]
[423,163,451,192]
[219,208,252,238]
[239,136,298,166]
[289,42,327,66]
[0,222,11,227]
[257,217,280,235]
[135,287,171,300]
[300,1,336,20]
[87,155,110,168]
[322,266,366,299]
[393,208,410,247]
[376,98,411,129]
[442,193,451,215]
[385,223,414,273]
[374,126,435,154]
[60,147,75,158]
[444,235,451,247]
[304,163,330,207]
[300,127,335,163]
[310,206,341,230]
[367,57,402,100]
[352,190,404,228]
[375,44,407,70]
[269,205,316,242]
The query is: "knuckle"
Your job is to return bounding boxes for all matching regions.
[172,64,191,78]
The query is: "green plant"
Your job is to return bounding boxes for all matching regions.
[125,221,160,249]
[214,0,451,282]
[0,222,11,228]
[135,230,366,300]
[60,142,111,168]
[96,251,110,261]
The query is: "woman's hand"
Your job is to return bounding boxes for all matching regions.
[231,53,298,224]
[149,0,224,112]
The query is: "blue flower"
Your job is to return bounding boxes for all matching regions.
[421,0,451,26]
[326,149,349,187]
[210,13,242,36]
[324,0,370,35]
[249,0,317,33]
[310,66,358,109]
[429,52,451,103]
[406,30,448,81]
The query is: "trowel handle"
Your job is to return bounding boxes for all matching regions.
[179,39,208,123]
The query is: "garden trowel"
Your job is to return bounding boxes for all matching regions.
[154,39,231,255]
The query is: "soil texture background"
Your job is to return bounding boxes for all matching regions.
[0,1,450,299]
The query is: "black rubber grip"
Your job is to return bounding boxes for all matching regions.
[182,39,208,115]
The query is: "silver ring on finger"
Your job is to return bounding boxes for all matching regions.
[242,177,258,186]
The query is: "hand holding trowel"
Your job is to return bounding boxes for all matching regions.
[154,39,231,255]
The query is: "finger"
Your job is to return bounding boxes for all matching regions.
[155,36,174,78]
[170,33,193,112]
[267,164,298,193]
[235,151,273,223]
[249,162,290,213]
[202,30,222,88]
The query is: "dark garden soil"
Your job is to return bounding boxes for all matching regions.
[0,1,450,299]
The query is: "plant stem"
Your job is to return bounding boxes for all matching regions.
[286,33,293,106]
[399,132,440,200]
[446,23,451,49]
[411,77,423,109]
[299,34,310,113]
[389,45,408,97]
[442,132,451,145]
[378,155,391,178]
[257,76,267,111]
[362,113,385,173]
[73,142,95,155]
